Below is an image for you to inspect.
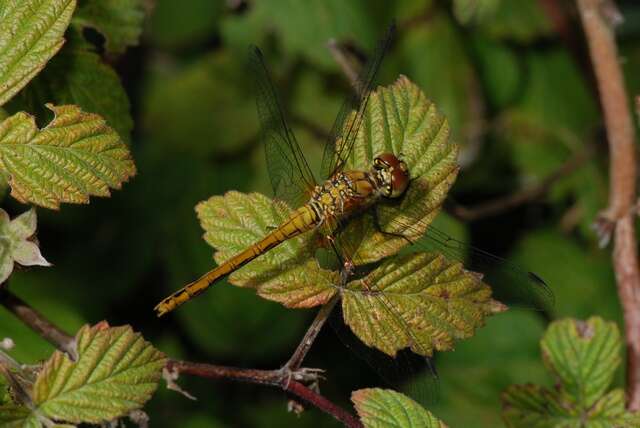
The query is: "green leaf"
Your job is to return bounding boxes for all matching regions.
[6,29,133,142]
[541,318,621,409]
[399,12,477,155]
[352,388,447,428]
[149,0,223,49]
[72,0,145,55]
[337,76,458,264]
[453,0,500,25]
[221,0,375,69]
[0,208,50,283]
[142,51,258,156]
[0,104,136,209]
[501,317,640,427]
[0,404,41,428]
[196,191,338,308]
[342,252,505,357]
[0,0,76,106]
[33,324,166,424]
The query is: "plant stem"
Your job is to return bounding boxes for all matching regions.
[166,359,362,428]
[0,287,76,359]
[577,0,640,410]
[285,294,339,371]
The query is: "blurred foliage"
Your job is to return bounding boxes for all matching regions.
[1,0,640,427]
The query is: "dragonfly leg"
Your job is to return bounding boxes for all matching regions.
[372,210,414,245]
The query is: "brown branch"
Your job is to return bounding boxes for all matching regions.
[166,359,362,428]
[577,0,640,411]
[0,287,76,359]
[450,150,590,221]
[1,287,361,426]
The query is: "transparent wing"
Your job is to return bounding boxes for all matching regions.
[381,215,554,311]
[249,46,317,208]
[320,23,396,180]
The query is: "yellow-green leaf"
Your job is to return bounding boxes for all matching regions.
[501,317,640,427]
[0,104,136,209]
[0,404,41,428]
[352,388,448,428]
[196,191,338,308]
[342,252,505,357]
[32,324,166,424]
[334,76,458,264]
[0,0,76,106]
[541,317,621,409]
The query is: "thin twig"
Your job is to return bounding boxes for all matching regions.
[166,359,362,428]
[327,39,361,91]
[286,295,340,371]
[577,0,640,411]
[449,150,590,221]
[0,287,76,359]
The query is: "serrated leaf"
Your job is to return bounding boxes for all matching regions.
[196,191,338,308]
[6,28,133,142]
[352,388,447,428]
[0,208,50,283]
[72,0,145,55]
[0,0,76,106]
[337,76,458,264]
[541,318,621,409]
[0,404,41,428]
[502,317,640,427]
[0,104,136,209]
[32,324,166,424]
[342,252,504,357]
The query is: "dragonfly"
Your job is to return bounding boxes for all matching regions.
[154,25,553,379]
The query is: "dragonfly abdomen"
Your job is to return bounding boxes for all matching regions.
[154,205,319,316]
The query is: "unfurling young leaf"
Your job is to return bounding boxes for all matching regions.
[352,388,448,428]
[502,317,640,427]
[0,208,50,283]
[32,323,166,424]
[0,104,136,209]
[0,0,76,106]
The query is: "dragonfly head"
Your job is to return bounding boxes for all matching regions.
[372,153,410,198]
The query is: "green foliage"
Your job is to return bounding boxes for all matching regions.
[502,317,640,427]
[0,208,49,283]
[352,388,447,427]
[6,28,133,142]
[343,252,505,357]
[0,104,135,208]
[0,0,76,106]
[2,324,165,427]
[72,0,145,55]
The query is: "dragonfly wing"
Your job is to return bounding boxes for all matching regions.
[249,46,317,208]
[382,215,555,311]
[320,23,396,180]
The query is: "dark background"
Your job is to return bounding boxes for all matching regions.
[3,1,640,426]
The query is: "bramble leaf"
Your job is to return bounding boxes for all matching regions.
[32,324,166,424]
[0,104,136,209]
[72,0,145,55]
[6,28,133,142]
[342,252,505,357]
[196,191,338,308]
[352,388,448,428]
[0,0,76,106]
[502,317,640,427]
[335,76,458,265]
[0,404,40,428]
[0,208,50,283]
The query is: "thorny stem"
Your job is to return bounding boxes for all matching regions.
[166,359,362,428]
[0,286,76,359]
[285,294,340,371]
[577,0,640,410]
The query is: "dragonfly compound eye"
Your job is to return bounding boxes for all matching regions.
[374,153,410,198]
